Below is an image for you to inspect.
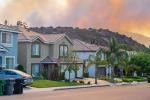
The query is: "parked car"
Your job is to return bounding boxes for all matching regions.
[0,69,33,86]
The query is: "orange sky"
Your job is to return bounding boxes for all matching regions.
[0,0,150,39]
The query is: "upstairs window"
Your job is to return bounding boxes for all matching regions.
[1,32,12,47]
[32,43,40,57]
[59,45,68,57]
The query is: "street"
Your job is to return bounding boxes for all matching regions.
[0,84,150,100]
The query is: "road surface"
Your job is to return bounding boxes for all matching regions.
[0,84,150,100]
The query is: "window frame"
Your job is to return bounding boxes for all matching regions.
[59,44,68,57]
[0,31,13,47]
[31,63,40,76]
[31,42,41,57]
[5,56,15,69]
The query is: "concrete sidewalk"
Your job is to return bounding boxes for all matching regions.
[24,84,110,93]
[23,79,147,93]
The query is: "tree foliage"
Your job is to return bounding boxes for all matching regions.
[130,52,150,75]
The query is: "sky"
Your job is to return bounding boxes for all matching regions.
[0,0,150,39]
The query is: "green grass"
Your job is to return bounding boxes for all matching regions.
[30,80,82,88]
[122,77,147,82]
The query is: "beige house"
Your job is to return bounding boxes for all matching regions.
[18,28,83,80]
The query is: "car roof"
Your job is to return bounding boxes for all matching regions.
[3,69,31,77]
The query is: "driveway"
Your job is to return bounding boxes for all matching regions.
[0,84,150,100]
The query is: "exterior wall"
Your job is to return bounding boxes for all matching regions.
[18,42,27,70]
[53,37,73,58]
[0,31,19,69]
[75,51,110,77]
[75,52,96,77]
[61,64,83,80]
[18,40,49,74]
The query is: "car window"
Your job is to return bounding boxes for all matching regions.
[5,71,17,75]
[0,71,3,75]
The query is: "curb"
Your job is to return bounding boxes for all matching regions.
[24,82,148,93]
[54,84,110,91]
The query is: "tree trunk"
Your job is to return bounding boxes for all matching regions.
[95,65,98,84]
[69,71,71,82]
[111,66,114,82]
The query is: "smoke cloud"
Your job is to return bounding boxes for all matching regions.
[0,0,150,38]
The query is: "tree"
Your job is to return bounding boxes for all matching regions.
[88,49,108,84]
[104,37,127,81]
[130,52,150,75]
[64,50,81,82]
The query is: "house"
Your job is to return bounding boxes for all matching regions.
[73,39,111,77]
[0,24,21,69]
[18,28,83,80]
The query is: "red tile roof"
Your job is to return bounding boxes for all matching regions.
[18,28,68,44]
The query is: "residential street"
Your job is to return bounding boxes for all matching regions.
[0,84,150,100]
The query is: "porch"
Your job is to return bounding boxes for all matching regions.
[40,56,84,80]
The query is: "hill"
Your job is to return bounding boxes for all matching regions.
[29,27,147,51]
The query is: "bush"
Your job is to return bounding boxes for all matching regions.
[17,64,26,72]
[100,76,110,81]
[33,73,44,80]
[87,81,91,85]
[83,73,89,78]
[122,78,134,82]
[79,80,85,84]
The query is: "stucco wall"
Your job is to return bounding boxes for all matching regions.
[53,37,73,58]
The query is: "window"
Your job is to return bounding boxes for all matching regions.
[32,43,40,57]
[5,57,14,69]
[59,45,68,57]
[5,71,17,75]
[31,64,40,76]
[1,32,12,46]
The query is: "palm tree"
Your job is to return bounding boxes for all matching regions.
[88,50,108,84]
[104,37,127,81]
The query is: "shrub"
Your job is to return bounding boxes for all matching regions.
[83,73,89,78]
[79,80,85,84]
[87,81,91,85]
[33,73,44,80]
[100,76,110,81]
[122,78,134,82]
[17,64,26,72]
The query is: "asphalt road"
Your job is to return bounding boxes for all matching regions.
[1,84,150,100]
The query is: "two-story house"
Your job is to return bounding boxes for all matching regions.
[0,24,20,69]
[18,28,83,80]
[73,39,111,77]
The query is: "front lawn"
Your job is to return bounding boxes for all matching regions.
[30,80,82,88]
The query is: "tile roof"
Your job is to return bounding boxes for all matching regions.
[73,39,108,52]
[18,28,67,44]
[0,24,20,32]
[41,56,83,64]
[73,39,100,52]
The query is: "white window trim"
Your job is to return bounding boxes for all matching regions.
[5,56,15,69]
[0,31,13,47]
